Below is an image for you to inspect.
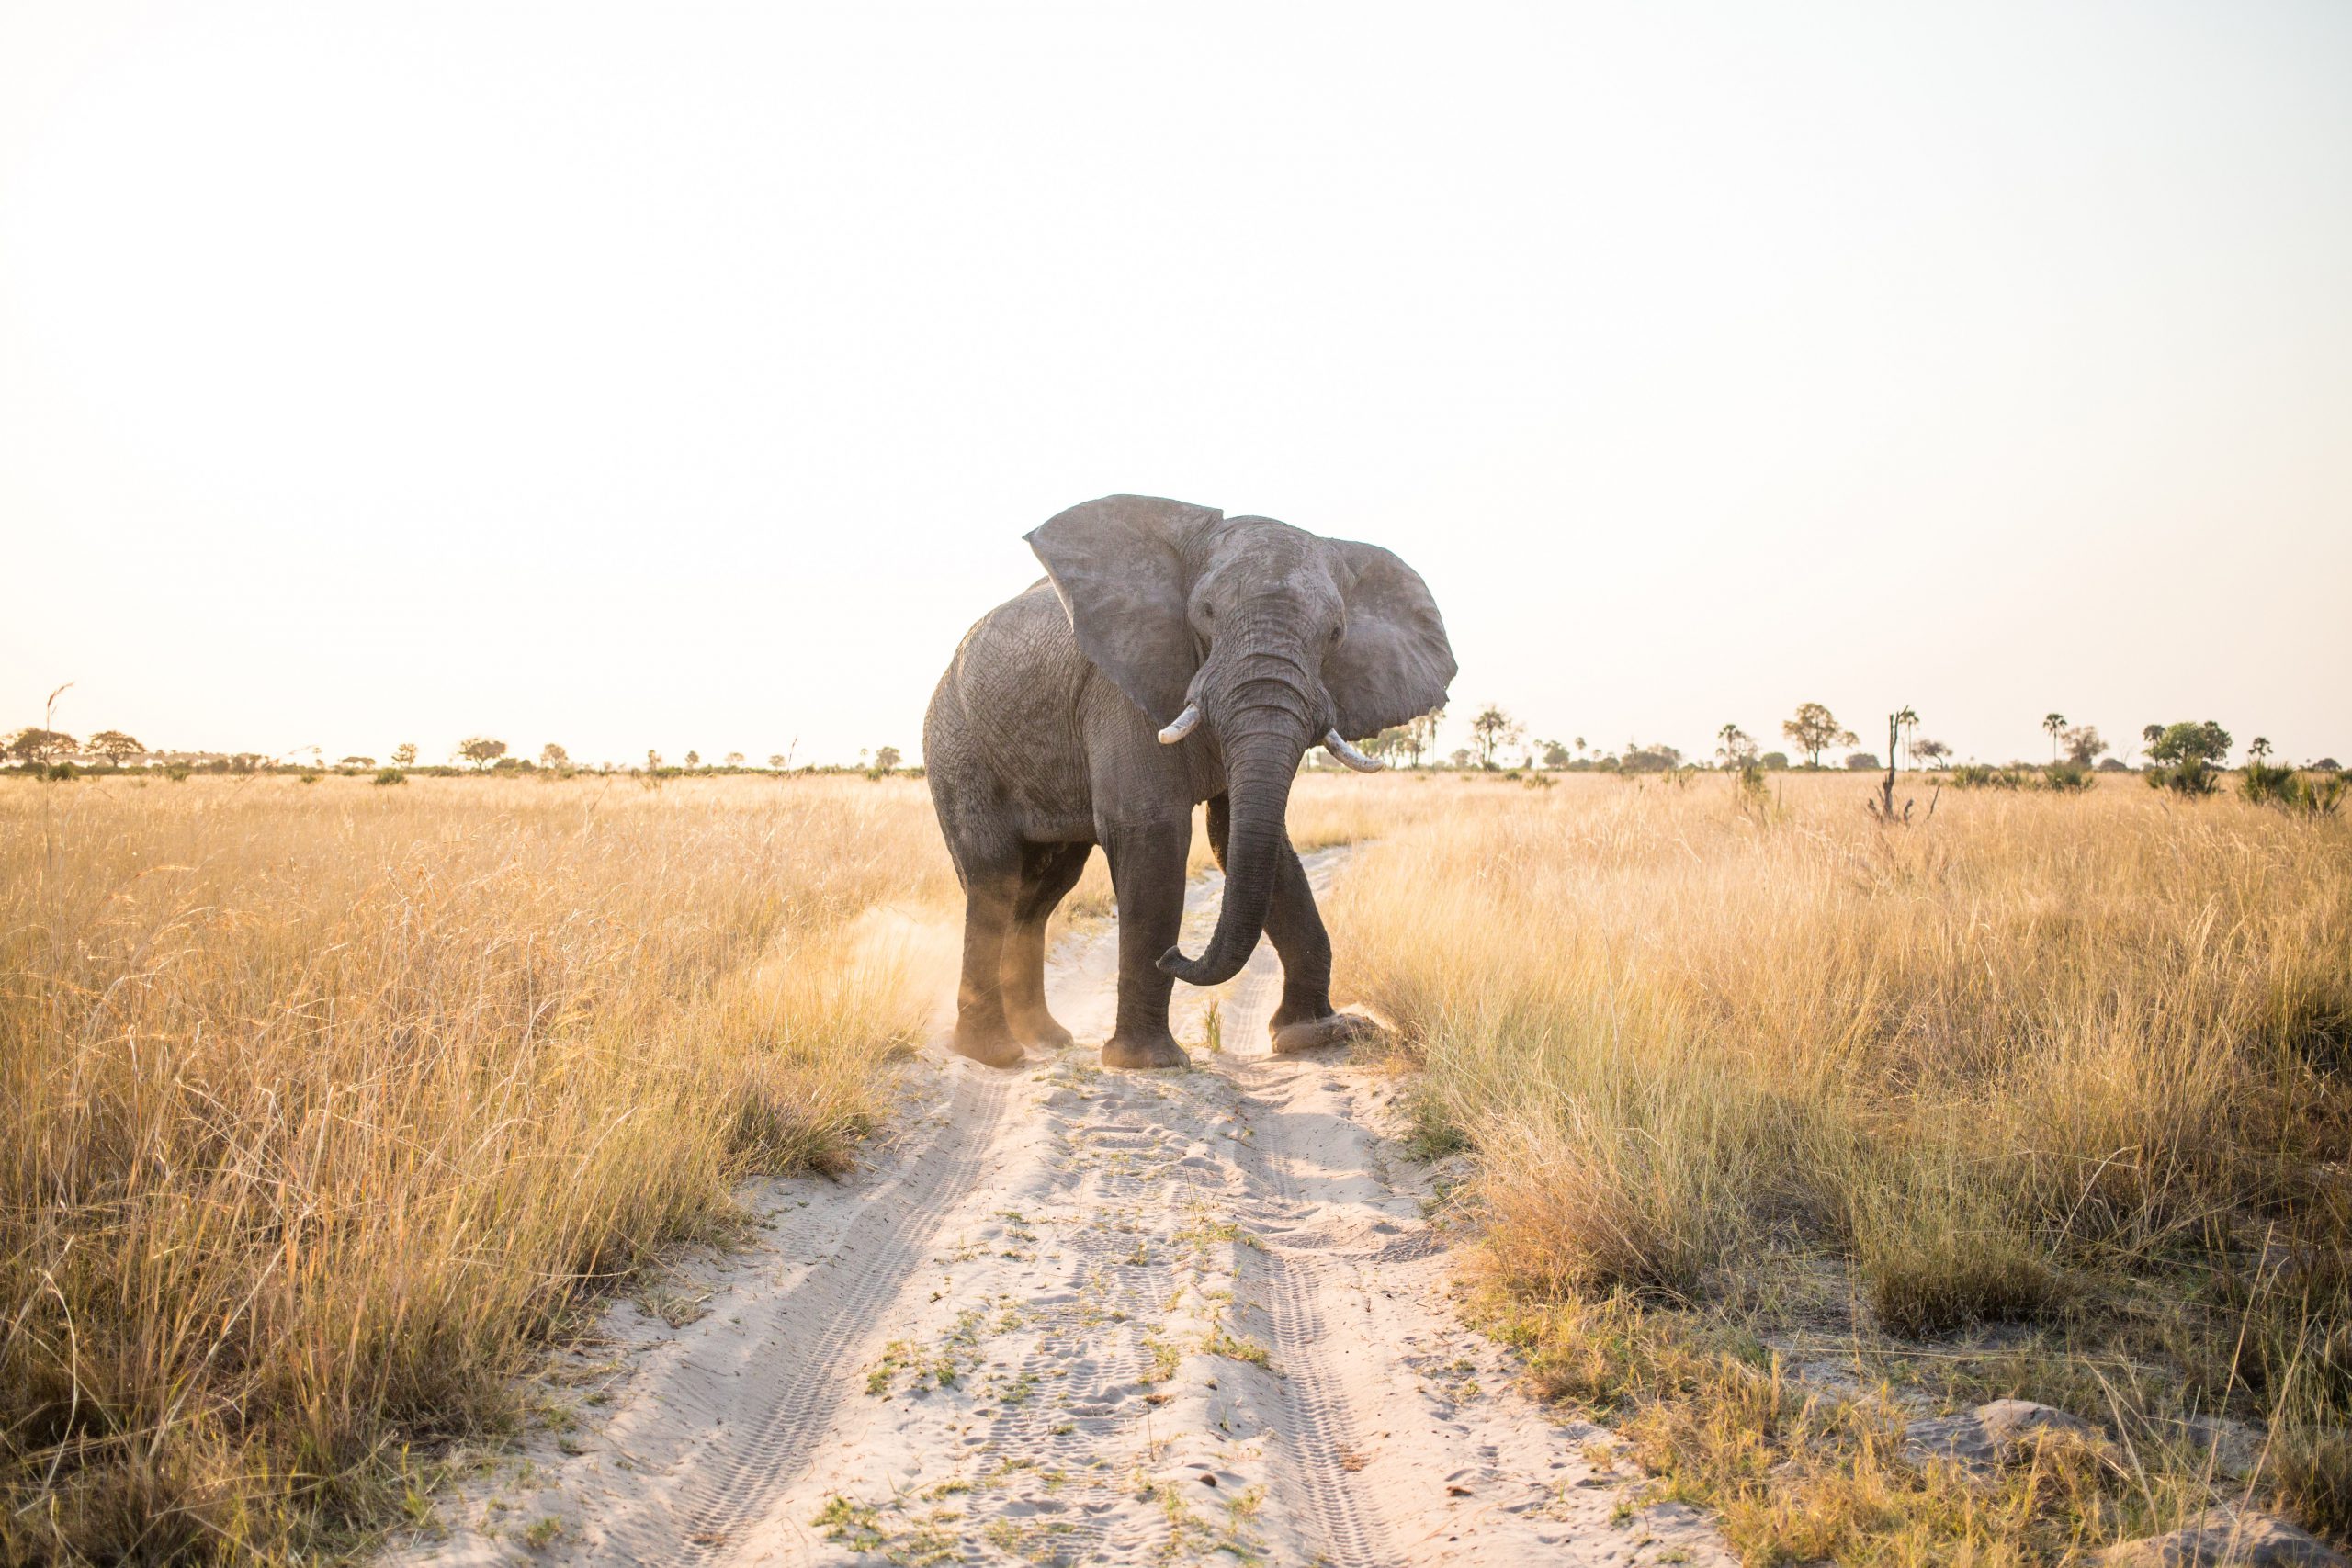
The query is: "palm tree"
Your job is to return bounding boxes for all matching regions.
[2249,736,2273,764]
[2043,712,2067,763]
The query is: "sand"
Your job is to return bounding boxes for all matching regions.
[389,851,1731,1567]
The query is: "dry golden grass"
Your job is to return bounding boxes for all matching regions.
[1327,770,2352,1559]
[1,773,956,1564]
[17,759,2345,1562]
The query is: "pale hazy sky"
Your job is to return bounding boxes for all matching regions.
[4,2,2347,768]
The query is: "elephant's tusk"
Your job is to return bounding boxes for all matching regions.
[1158,704,1203,744]
[1324,729,1385,772]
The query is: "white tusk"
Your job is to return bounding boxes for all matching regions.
[1158,703,1202,744]
[1324,729,1385,772]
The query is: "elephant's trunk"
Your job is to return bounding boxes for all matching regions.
[1158,724,1302,987]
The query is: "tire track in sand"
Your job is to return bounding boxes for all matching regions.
[390,849,1734,1568]
[670,1066,1012,1560]
[1213,955,1393,1567]
[384,1066,1009,1566]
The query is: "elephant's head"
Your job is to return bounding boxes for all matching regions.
[1027,493,1455,987]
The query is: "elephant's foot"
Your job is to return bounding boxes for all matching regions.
[1102,1030,1191,1071]
[950,1020,1025,1069]
[1010,1012,1075,1052]
[1271,1010,1384,1055]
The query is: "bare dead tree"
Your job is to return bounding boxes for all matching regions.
[1864,705,1939,825]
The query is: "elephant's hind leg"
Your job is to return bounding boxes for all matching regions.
[1001,842,1091,1050]
[949,837,1026,1068]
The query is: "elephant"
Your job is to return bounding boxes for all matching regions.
[922,494,1456,1069]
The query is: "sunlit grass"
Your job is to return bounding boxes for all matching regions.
[0,763,1441,1560]
[0,773,956,1562]
[1327,771,2352,1557]
[23,757,2338,1561]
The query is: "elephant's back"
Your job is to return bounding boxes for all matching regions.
[927,581,1092,805]
[940,579,1084,705]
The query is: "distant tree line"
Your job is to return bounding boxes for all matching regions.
[1319,701,2340,795]
[0,728,923,783]
[8,705,2338,803]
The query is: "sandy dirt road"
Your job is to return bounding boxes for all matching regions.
[394,852,1729,1567]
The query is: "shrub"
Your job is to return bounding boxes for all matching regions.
[2146,761,2222,796]
[2243,760,2300,807]
[1845,752,1879,771]
[1759,752,1790,771]
[2042,761,2096,793]
[2290,773,2339,815]
[1949,763,2029,791]
[2244,763,2346,817]
[1732,764,1770,814]
[372,768,407,786]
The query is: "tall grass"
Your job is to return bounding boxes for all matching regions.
[29,759,2331,1558]
[1,774,955,1563]
[1328,773,2352,1555]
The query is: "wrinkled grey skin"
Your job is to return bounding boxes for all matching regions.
[924,495,1455,1069]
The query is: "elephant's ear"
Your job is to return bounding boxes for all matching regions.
[1026,495,1223,725]
[1325,540,1456,739]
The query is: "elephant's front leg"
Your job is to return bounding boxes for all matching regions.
[1261,850,1381,1053]
[1100,816,1192,1069]
[1205,795,1380,1055]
